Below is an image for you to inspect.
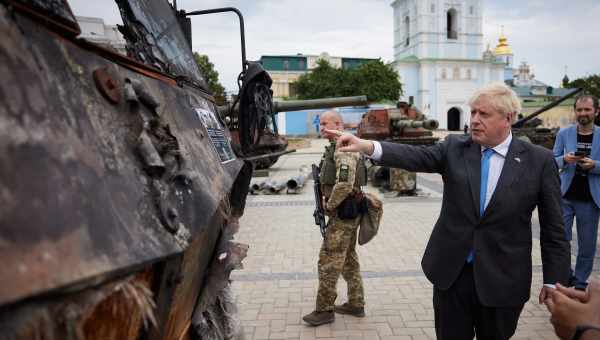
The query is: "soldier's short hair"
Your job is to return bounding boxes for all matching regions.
[574,94,599,110]
[321,109,344,123]
[468,82,522,120]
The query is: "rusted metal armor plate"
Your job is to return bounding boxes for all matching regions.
[0,6,242,306]
[356,109,390,140]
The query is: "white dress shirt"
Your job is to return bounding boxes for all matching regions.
[369,133,513,211]
[482,133,512,210]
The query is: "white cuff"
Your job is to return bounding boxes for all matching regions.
[368,141,382,161]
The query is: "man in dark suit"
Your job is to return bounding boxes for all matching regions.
[325,83,570,340]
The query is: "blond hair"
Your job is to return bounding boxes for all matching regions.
[468,82,522,119]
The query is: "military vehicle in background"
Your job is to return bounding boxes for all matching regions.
[0,1,365,339]
[356,102,439,195]
[512,87,582,149]
[219,96,368,169]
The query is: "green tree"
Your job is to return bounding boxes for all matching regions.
[193,52,226,104]
[294,59,402,102]
[295,59,344,99]
[566,74,600,99]
[349,60,402,102]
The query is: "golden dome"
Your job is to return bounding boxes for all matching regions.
[494,34,513,56]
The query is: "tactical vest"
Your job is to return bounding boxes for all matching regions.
[319,141,367,188]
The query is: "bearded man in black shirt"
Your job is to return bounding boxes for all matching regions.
[553,95,600,290]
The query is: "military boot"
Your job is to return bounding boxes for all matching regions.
[334,303,365,317]
[302,310,334,326]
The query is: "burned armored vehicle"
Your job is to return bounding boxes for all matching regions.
[0,1,294,339]
[356,102,438,195]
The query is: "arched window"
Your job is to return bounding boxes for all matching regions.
[404,16,410,46]
[447,8,457,39]
[453,67,460,79]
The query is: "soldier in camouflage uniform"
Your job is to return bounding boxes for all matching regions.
[303,110,367,326]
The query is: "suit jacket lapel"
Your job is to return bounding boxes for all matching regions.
[592,126,600,158]
[464,139,482,217]
[482,138,526,219]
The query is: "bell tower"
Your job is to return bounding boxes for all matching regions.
[391,0,504,130]
[392,0,483,61]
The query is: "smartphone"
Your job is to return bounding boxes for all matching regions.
[574,151,586,157]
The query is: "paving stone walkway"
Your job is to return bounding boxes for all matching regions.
[232,138,600,340]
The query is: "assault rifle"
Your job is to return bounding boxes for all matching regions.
[312,164,327,237]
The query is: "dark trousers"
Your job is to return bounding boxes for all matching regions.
[433,264,524,340]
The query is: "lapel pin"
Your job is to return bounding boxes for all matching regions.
[514,157,521,163]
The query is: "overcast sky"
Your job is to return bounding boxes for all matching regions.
[69,0,600,92]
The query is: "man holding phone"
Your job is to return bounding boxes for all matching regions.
[553,94,600,290]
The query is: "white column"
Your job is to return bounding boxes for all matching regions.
[277,112,286,135]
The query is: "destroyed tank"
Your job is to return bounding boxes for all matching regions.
[0,1,282,339]
[512,87,582,149]
[356,102,439,194]
[357,102,438,143]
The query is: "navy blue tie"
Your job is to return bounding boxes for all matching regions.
[466,148,495,263]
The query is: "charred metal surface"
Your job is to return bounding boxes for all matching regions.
[0,4,243,308]
[149,205,231,340]
[8,0,80,36]
[82,270,155,340]
[229,161,253,218]
[0,1,256,339]
[0,272,155,340]
[192,218,248,339]
[115,0,208,91]
[237,62,274,155]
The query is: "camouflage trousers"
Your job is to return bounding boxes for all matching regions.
[316,216,364,312]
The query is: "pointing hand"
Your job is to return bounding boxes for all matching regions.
[323,129,375,155]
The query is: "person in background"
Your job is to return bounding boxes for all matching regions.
[553,95,600,290]
[313,113,321,137]
[302,110,367,326]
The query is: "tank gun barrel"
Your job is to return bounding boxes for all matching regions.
[392,119,439,130]
[218,95,368,116]
[512,88,583,128]
[272,95,368,112]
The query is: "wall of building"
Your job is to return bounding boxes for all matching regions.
[278,107,372,136]
[397,59,503,128]
[261,56,307,71]
[76,16,126,54]
[268,71,304,98]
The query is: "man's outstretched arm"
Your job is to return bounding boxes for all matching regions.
[324,129,446,174]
